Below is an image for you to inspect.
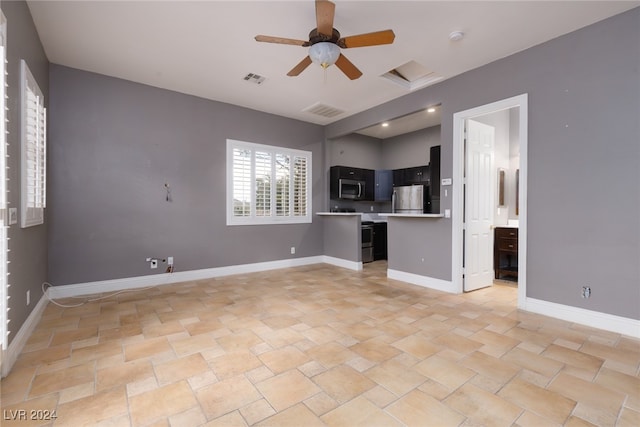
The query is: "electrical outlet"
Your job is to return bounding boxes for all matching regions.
[9,208,17,225]
[26,290,30,306]
[581,286,591,298]
[167,256,174,266]
[290,247,296,255]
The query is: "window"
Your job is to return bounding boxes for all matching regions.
[20,59,46,228]
[227,139,311,225]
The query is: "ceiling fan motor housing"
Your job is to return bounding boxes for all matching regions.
[308,28,341,46]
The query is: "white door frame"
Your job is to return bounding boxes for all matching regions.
[452,94,528,308]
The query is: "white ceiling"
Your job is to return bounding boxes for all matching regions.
[356,104,441,139]
[26,1,639,126]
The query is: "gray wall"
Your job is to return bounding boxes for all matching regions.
[328,133,382,170]
[387,218,450,279]
[48,65,325,286]
[327,8,640,320]
[2,1,49,345]
[381,125,441,170]
[323,216,361,262]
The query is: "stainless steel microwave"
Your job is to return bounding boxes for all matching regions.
[339,178,366,200]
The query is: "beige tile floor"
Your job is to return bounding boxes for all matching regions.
[1,261,639,426]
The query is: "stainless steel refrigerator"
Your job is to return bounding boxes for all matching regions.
[392,185,429,214]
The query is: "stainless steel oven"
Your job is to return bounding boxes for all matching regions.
[361,222,374,263]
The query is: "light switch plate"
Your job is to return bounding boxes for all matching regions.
[9,208,17,225]
[445,209,451,218]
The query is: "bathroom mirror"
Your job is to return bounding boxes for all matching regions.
[497,168,506,206]
[515,169,520,216]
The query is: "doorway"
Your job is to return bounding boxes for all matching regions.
[452,94,528,309]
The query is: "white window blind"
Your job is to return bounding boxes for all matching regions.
[20,60,46,228]
[227,139,312,225]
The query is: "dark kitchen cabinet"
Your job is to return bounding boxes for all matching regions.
[429,145,441,196]
[330,166,375,201]
[331,166,365,181]
[363,169,375,201]
[393,165,430,186]
[404,166,430,184]
[392,169,404,187]
[375,170,393,201]
[429,145,441,213]
[373,222,387,261]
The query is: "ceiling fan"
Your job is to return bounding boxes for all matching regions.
[255,0,395,80]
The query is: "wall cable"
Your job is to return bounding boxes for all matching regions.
[42,282,160,308]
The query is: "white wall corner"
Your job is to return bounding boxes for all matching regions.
[387,269,456,293]
[322,256,363,272]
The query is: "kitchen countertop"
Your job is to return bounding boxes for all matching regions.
[316,212,361,216]
[380,213,445,218]
[316,212,388,222]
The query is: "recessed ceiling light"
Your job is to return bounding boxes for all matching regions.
[382,122,389,127]
[449,31,464,42]
[427,107,436,113]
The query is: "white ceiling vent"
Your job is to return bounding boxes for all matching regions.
[243,73,266,85]
[381,60,443,91]
[302,102,345,118]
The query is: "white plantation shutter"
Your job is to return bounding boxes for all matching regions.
[20,60,46,228]
[293,156,308,217]
[227,139,311,225]
[232,147,251,217]
[255,151,271,217]
[275,154,290,217]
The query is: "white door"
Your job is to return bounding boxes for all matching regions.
[464,119,495,291]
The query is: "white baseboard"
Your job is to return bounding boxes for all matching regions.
[1,293,48,377]
[524,297,640,339]
[48,256,327,299]
[323,256,362,272]
[387,269,455,293]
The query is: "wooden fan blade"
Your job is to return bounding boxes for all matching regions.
[255,35,308,46]
[338,30,395,48]
[316,0,335,37]
[287,56,313,76]
[335,54,362,80]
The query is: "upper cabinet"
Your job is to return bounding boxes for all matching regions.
[375,170,393,201]
[331,166,365,181]
[330,166,375,201]
[403,165,430,185]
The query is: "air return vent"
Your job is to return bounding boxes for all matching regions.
[381,60,443,91]
[302,102,345,118]
[243,73,266,84]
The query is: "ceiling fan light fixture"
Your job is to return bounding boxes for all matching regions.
[309,42,340,68]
